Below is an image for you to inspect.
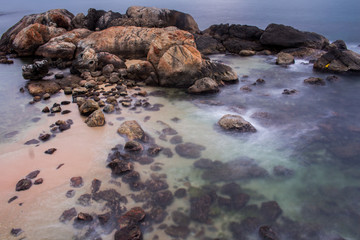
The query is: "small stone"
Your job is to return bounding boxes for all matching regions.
[34,178,44,185]
[56,163,65,169]
[174,188,187,198]
[170,135,183,144]
[282,89,297,95]
[44,148,56,154]
[259,225,279,240]
[103,104,115,113]
[25,139,39,145]
[10,228,23,237]
[91,179,101,194]
[26,170,40,179]
[61,110,71,115]
[124,141,143,152]
[70,176,83,188]
[63,87,72,95]
[43,93,51,100]
[66,190,75,198]
[59,208,77,222]
[55,73,64,79]
[8,196,18,203]
[42,106,50,113]
[51,105,62,113]
[38,133,50,142]
[304,77,325,86]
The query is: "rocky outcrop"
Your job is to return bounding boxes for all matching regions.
[313,45,360,72]
[35,28,92,59]
[187,77,219,94]
[12,23,66,56]
[260,23,329,49]
[218,114,257,133]
[0,9,74,53]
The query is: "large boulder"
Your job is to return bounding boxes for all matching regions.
[12,23,66,56]
[200,60,238,84]
[195,34,225,55]
[260,23,329,49]
[313,47,360,72]
[79,99,100,116]
[124,6,199,33]
[0,9,74,53]
[77,26,169,59]
[35,29,92,59]
[187,77,219,94]
[218,114,257,133]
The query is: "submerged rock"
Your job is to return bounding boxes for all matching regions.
[107,159,134,176]
[259,225,279,240]
[175,142,206,159]
[260,201,283,223]
[304,77,325,85]
[59,207,77,222]
[70,176,83,188]
[218,114,257,133]
[164,225,190,238]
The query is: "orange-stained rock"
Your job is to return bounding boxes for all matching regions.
[12,23,66,56]
[35,28,92,59]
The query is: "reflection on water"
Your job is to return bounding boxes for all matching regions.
[1,55,360,240]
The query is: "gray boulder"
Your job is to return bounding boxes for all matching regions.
[276,52,295,65]
[218,114,256,133]
[187,77,219,94]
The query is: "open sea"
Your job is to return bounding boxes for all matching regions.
[0,1,360,239]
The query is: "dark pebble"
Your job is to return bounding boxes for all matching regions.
[91,179,102,194]
[70,176,83,188]
[45,148,57,154]
[8,196,18,203]
[26,170,40,179]
[4,131,18,138]
[15,179,32,191]
[61,101,71,105]
[34,178,44,185]
[59,207,77,222]
[25,139,40,145]
[38,133,51,142]
[66,190,75,198]
[10,228,23,237]
[144,116,151,122]
[42,106,50,113]
[171,117,180,123]
[56,163,65,169]
[162,148,173,158]
[61,110,71,115]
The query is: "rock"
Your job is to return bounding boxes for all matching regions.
[273,165,295,177]
[72,47,98,73]
[126,59,156,81]
[15,179,32,191]
[239,50,256,56]
[0,56,13,64]
[175,142,206,159]
[27,81,61,96]
[102,63,114,76]
[304,77,325,85]
[232,193,250,210]
[10,228,23,237]
[26,170,40,179]
[55,72,64,79]
[76,212,93,222]
[125,6,199,33]
[187,77,219,94]
[34,178,44,185]
[136,156,154,165]
[260,201,282,222]
[220,182,242,196]
[98,212,111,225]
[91,179,101,194]
[117,120,145,141]
[240,86,252,92]
[64,87,72,95]
[259,226,279,240]
[124,141,143,152]
[43,93,51,100]
[85,109,105,127]
[174,188,187,198]
[218,114,257,132]
[202,158,268,182]
[200,60,239,84]
[170,135,183,145]
[0,9,74,53]
[22,60,49,80]
[107,159,134,175]
[313,48,360,72]
[326,75,340,82]
[172,211,190,226]
[260,23,329,49]
[12,23,66,56]
[103,104,115,113]
[122,171,140,183]
[145,179,169,192]
[276,52,295,65]
[195,34,225,54]
[59,207,77,222]
[36,29,92,59]
[282,89,297,95]
[190,194,212,223]
[114,225,142,240]
[164,225,190,238]
[70,176,83,188]
[8,196,18,204]
[97,52,126,69]
[79,99,99,116]
[153,190,174,207]
[118,207,146,227]
[39,133,51,141]
[25,139,40,145]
